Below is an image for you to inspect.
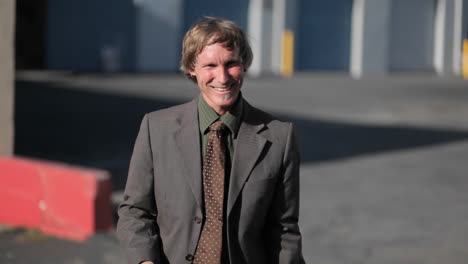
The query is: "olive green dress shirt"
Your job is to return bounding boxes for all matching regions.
[198,94,243,163]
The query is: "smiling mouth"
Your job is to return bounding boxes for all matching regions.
[213,87,231,92]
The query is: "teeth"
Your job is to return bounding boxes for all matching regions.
[214,87,230,91]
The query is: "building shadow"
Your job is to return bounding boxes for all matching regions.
[283,115,468,164]
[15,80,468,192]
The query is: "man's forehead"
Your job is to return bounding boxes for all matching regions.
[198,43,240,59]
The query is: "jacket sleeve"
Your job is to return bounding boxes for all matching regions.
[265,123,305,264]
[117,114,162,264]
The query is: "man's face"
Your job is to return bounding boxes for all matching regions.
[189,42,244,115]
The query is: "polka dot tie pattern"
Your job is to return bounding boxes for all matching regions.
[194,120,227,264]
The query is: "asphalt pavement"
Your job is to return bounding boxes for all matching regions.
[2,71,468,264]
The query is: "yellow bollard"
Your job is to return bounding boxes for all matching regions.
[282,30,294,77]
[463,39,468,79]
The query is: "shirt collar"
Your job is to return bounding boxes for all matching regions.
[198,93,243,138]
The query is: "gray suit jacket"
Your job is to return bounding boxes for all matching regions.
[117,97,304,264]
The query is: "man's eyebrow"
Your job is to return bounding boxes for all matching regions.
[227,57,241,63]
[200,63,218,68]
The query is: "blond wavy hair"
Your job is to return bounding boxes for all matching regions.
[180,16,253,83]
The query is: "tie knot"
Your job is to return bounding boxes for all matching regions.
[209,120,226,132]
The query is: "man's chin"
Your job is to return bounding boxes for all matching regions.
[220,93,234,100]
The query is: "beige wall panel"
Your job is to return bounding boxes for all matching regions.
[0,0,15,155]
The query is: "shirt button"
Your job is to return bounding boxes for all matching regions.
[185,254,194,261]
[194,216,202,224]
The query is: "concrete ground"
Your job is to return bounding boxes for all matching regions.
[2,71,468,263]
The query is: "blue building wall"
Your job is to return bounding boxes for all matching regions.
[135,1,184,72]
[183,0,249,33]
[295,0,353,71]
[44,0,466,74]
[47,0,137,71]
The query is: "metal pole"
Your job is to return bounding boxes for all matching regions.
[453,0,463,75]
[272,0,286,75]
[248,0,265,77]
[434,0,447,75]
[350,0,365,79]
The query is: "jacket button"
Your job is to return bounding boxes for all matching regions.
[194,216,202,224]
[185,254,194,261]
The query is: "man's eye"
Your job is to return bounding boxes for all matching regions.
[227,61,240,67]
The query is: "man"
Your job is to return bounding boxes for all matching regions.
[117,16,304,264]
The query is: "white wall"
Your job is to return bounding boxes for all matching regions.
[434,0,458,75]
[248,0,290,76]
[362,0,391,73]
[136,0,184,71]
[0,0,15,155]
[389,0,436,71]
[248,0,273,76]
[351,0,392,77]
[352,0,464,76]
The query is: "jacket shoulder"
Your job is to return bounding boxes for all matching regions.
[145,100,195,123]
[244,101,292,132]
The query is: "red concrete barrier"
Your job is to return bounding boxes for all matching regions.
[0,157,114,241]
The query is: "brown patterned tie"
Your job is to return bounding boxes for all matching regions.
[194,120,227,264]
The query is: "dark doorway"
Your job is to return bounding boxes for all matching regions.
[15,0,48,69]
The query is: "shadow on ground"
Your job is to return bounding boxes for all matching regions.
[15,80,468,192]
[286,116,468,164]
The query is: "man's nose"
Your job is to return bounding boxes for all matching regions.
[216,66,229,84]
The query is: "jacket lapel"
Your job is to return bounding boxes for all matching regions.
[227,103,267,216]
[173,98,268,215]
[174,99,203,210]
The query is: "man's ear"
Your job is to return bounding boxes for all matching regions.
[187,71,197,82]
[188,68,195,76]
